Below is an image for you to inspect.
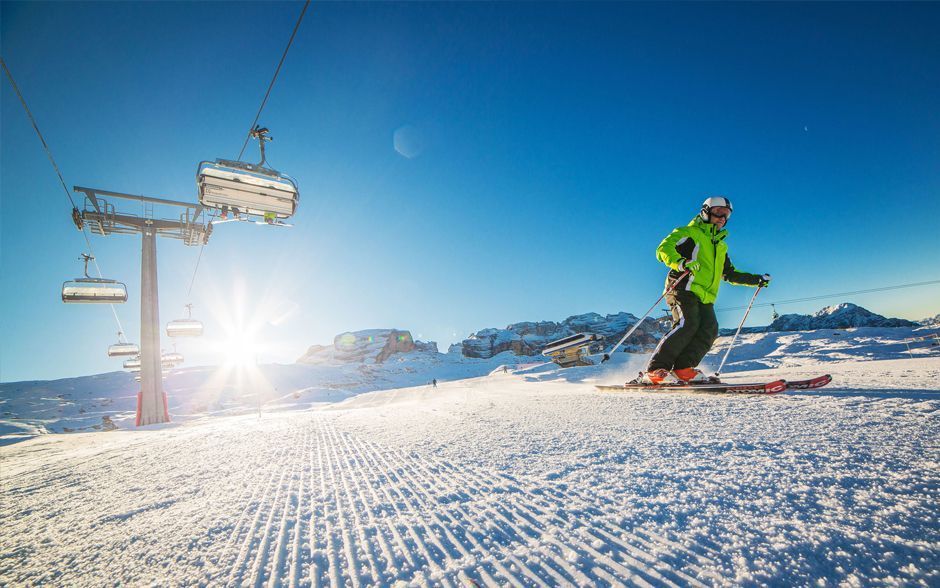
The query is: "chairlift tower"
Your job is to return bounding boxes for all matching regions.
[71,186,212,425]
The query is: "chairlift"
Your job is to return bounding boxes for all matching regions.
[124,356,141,370]
[108,332,139,357]
[62,254,127,304]
[167,304,203,338]
[162,352,184,367]
[197,126,299,221]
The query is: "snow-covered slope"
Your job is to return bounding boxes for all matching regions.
[2,326,938,445]
[1,353,938,586]
[0,349,540,444]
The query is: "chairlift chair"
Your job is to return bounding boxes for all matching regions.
[124,356,141,370]
[167,304,203,338]
[196,126,299,220]
[108,342,139,357]
[62,254,127,304]
[108,332,139,357]
[161,352,184,367]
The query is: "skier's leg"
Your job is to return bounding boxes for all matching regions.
[647,291,701,371]
[674,301,718,369]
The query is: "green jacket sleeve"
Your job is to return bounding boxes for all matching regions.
[722,255,763,286]
[656,226,692,271]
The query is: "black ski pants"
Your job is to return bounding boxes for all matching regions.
[647,290,719,372]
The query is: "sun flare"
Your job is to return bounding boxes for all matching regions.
[221,332,260,367]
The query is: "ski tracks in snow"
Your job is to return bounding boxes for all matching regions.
[204,414,719,587]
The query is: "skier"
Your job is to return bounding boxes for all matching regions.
[640,196,770,384]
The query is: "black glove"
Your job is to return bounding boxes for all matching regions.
[758,274,772,287]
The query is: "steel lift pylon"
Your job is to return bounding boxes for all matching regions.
[71,186,212,425]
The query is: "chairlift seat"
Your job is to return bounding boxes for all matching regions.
[197,160,299,219]
[62,278,128,304]
[108,342,140,357]
[166,319,203,338]
[161,352,184,367]
[124,357,141,369]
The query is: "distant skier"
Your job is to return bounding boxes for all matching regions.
[640,196,770,384]
[432,378,437,388]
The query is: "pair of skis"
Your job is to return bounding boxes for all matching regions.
[596,374,832,395]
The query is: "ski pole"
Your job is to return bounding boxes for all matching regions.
[601,270,690,363]
[714,284,763,377]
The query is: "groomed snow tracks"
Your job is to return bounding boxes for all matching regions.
[1,413,724,586]
[207,415,721,587]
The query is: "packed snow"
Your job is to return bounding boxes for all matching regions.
[1,327,939,586]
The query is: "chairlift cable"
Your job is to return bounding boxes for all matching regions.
[235,0,311,161]
[187,238,208,299]
[715,279,940,312]
[2,56,127,336]
[1,57,79,210]
[189,2,310,305]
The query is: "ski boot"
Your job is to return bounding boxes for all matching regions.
[672,368,721,384]
[628,369,675,386]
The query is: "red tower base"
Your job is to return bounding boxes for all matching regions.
[136,390,171,426]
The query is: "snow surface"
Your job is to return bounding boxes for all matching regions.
[1,329,939,586]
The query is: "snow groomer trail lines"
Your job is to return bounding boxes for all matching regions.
[1,357,939,586]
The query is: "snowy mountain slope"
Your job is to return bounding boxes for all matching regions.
[768,302,918,331]
[0,349,540,445]
[1,355,937,586]
[921,313,940,326]
[1,326,938,445]
[704,326,939,373]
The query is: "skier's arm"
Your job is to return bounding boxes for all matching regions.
[656,226,694,271]
[722,255,764,286]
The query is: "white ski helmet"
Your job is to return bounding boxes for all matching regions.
[700,196,733,222]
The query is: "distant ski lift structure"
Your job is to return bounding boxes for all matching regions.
[197,126,299,222]
[161,352,184,367]
[108,333,139,357]
[62,254,127,304]
[542,333,600,368]
[167,304,203,338]
[71,181,211,427]
[124,356,141,370]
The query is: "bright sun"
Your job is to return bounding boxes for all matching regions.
[221,333,260,367]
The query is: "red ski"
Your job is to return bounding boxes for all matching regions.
[596,379,787,395]
[784,374,832,390]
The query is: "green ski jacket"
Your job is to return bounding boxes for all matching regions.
[656,216,762,304]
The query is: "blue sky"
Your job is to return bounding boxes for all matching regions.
[2,2,939,382]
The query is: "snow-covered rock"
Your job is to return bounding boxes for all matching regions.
[459,312,670,359]
[297,329,437,365]
[920,313,940,326]
[769,303,918,331]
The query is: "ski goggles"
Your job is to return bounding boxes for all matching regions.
[708,206,732,219]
